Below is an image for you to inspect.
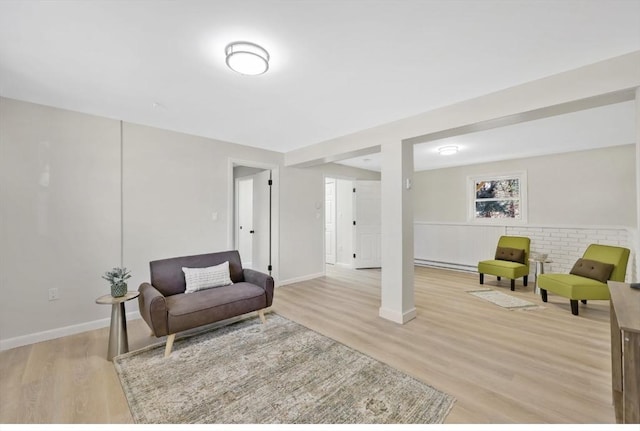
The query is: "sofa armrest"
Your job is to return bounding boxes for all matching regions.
[243,268,275,306]
[138,282,169,337]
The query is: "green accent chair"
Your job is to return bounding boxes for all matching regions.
[478,236,530,291]
[537,244,630,316]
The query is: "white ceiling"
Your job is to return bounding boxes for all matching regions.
[337,100,637,172]
[0,1,639,156]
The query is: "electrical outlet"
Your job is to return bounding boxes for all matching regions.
[48,288,59,301]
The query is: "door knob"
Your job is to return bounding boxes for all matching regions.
[250,230,255,234]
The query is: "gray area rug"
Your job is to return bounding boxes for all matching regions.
[114,314,455,424]
[467,289,540,310]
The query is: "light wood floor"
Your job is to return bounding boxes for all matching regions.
[0,265,615,424]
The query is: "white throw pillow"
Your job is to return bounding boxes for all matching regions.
[182,261,233,293]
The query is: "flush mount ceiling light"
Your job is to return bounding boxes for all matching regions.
[225,41,270,75]
[437,145,458,156]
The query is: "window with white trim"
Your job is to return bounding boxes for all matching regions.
[468,172,527,223]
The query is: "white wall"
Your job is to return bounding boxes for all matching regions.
[278,166,325,283]
[278,163,380,284]
[412,145,637,281]
[319,163,380,181]
[414,144,636,226]
[506,225,632,279]
[0,98,121,342]
[122,122,283,299]
[0,97,384,347]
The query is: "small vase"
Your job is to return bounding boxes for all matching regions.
[111,282,127,298]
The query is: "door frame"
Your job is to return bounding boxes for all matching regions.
[228,158,279,285]
[324,177,337,265]
[322,174,355,272]
[234,176,253,268]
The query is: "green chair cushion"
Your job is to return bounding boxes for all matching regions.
[478,260,529,279]
[537,273,610,300]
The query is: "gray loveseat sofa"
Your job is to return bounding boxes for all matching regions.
[138,250,274,357]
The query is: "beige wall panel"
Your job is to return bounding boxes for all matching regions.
[413,144,636,227]
[0,98,121,339]
[122,123,282,297]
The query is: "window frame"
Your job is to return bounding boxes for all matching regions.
[467,171,528,224]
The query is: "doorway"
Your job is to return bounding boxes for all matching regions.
[352,180,381,269]
[231,163,277,277]
[324,177,381,269]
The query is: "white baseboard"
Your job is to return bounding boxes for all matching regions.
[415,259,534,277]
[0,310,141,351]
[415,258,477,273]
[379,307,417,324]
[278,272,325,286]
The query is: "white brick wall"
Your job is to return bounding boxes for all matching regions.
[505,225,634,280]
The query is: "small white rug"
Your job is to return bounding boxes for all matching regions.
[467,289,540,310]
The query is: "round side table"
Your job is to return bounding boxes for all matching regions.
[96,291,140,361]
[529,258,552,295]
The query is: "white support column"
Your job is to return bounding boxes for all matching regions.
[379,140,416,324]
[635,87,640,282]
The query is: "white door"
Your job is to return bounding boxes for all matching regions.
[236,178,253,267]
[353,180,381,269]
[252,169,272,274]
[325,178,337,264]
[336,179,354,266]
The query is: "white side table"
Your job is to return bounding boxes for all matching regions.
[529,258,552,295]
[96,291,140,361]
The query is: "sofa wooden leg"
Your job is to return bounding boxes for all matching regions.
[581,300,587,304]
[257,309,266,324]
[570,300,579,316]
[497,276,501,281]
[479,273,484,284]
[523,275,528,286]
[541,289,547,302]
[510,279,515,291]
[164,333,176,357]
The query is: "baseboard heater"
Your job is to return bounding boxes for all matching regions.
[414,258,477,273]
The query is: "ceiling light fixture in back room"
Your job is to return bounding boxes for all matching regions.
[438,145,458,156]
[225,41,270,75]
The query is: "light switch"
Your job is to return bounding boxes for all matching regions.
[211,212,218,221]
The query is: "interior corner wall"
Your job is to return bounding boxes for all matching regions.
[277,163,380,283]
[121,123,282,307]
[0,97,286,346]
[0,96,378,345]
[413,144,636,226]
[278,166,325,283]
